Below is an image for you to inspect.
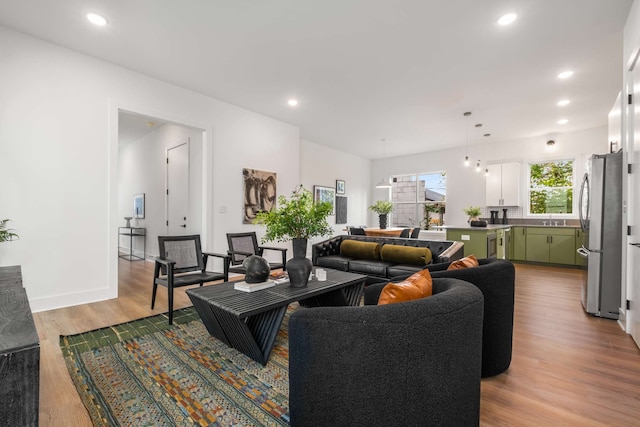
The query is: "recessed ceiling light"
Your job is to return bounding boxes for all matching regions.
[287,99,299,107]
[557,70,574,79]
[557,119,569,125]
[498,13,517,26]
[557,99,571,106]
[87,13,108,26]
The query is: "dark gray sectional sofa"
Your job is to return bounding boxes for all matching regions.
[311,235,464,280]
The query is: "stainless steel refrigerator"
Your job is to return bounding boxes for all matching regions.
[577,151,622,319]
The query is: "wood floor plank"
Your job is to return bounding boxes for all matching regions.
[32,260,640,425]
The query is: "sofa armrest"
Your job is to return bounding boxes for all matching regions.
[436,240,464,262]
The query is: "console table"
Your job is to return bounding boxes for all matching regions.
[0,265,40,426]
[187,269,366,365]
[118,227,146,261]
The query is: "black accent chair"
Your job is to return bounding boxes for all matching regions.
[289,277,484,426]
[392,257,515,377]
[399,228,411,238]
[226,232,287,274]
[410,227,421,238]
[348,227,366,235]
[152,235,230,324]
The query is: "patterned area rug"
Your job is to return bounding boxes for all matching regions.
[60,307,291,426]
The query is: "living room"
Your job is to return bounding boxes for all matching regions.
[2,1,640,425]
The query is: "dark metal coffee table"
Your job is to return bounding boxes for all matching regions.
[186,269,366,365]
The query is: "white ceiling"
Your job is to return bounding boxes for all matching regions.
[0,0,632,159]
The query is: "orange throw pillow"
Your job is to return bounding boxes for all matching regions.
[378,269,433,305]
[447,254,479,270]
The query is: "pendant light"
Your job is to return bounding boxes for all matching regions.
[463,112,471,166]
[375,138,392,188]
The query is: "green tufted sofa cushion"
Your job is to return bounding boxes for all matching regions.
[340,240,381,260]
[380,244,432,265]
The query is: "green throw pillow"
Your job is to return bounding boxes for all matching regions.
[340,240,381,260]
[380,244,432,266]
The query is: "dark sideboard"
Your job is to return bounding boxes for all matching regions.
[0,265,40,426]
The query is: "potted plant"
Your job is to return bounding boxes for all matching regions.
[255,185,333,287]
[368,200,393,229]
[421,204,442,230]
[464,206,482,223]
[0,219,19,242]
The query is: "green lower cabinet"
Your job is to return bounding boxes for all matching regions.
[525,233,549,262]
[446,230,489,258]
[510,227,526,261]
[575,228,587,266]
[496,229,505,259]
[525,227,576,265]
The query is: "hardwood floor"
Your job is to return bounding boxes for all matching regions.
[33,260,640,426]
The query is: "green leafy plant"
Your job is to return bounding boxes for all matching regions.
[0,219,19,242]
[463,206,482,219]
[368,200,394,215]
[254,185,333,243]
[421,203,443,229]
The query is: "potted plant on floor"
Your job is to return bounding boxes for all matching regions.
[255,185,333,287]
[368,200,394,229]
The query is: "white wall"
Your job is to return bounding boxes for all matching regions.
[371,126,609,226]
[0,26,300,311]
[300,139,371,250]
[118,123,204,258]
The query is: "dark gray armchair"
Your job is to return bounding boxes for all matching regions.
[393,257,515,377]
[288,277,484,427]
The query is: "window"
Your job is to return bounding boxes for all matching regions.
[528,159,574,215]
[391,172,446,227]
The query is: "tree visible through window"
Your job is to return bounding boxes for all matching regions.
[391,172,446,227]
[529,160,574,214]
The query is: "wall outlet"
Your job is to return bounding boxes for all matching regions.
[461,235,470,241]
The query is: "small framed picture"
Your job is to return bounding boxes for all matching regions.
[336,179,345,194]
[133,193,145,219]
[314,185,336,215]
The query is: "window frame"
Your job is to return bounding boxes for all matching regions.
[390,170,447,227]
[526,157,576,218]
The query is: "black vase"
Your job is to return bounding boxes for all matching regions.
[287,238,313,288]
[379,214,388,229]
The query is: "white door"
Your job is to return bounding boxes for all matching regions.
[628,53,640,347]
[166,141,189,235]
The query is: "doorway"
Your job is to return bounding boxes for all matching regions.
[117,111,206,291]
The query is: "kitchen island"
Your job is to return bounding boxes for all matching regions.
[438,224,511,259]
[440,223,584,266]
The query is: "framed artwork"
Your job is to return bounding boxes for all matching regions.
[243,168,277,224]
[314,185,335,215]
[335,196,348,224]
[133,193,145,219]
[336,179,345,194]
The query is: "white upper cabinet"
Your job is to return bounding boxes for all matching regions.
[486,162,521,206]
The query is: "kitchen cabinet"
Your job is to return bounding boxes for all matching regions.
[575,228,586,266]
[510,226,527,260]
[486,162,521,206]
[525,227,575,265]
[446,229,491,258]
